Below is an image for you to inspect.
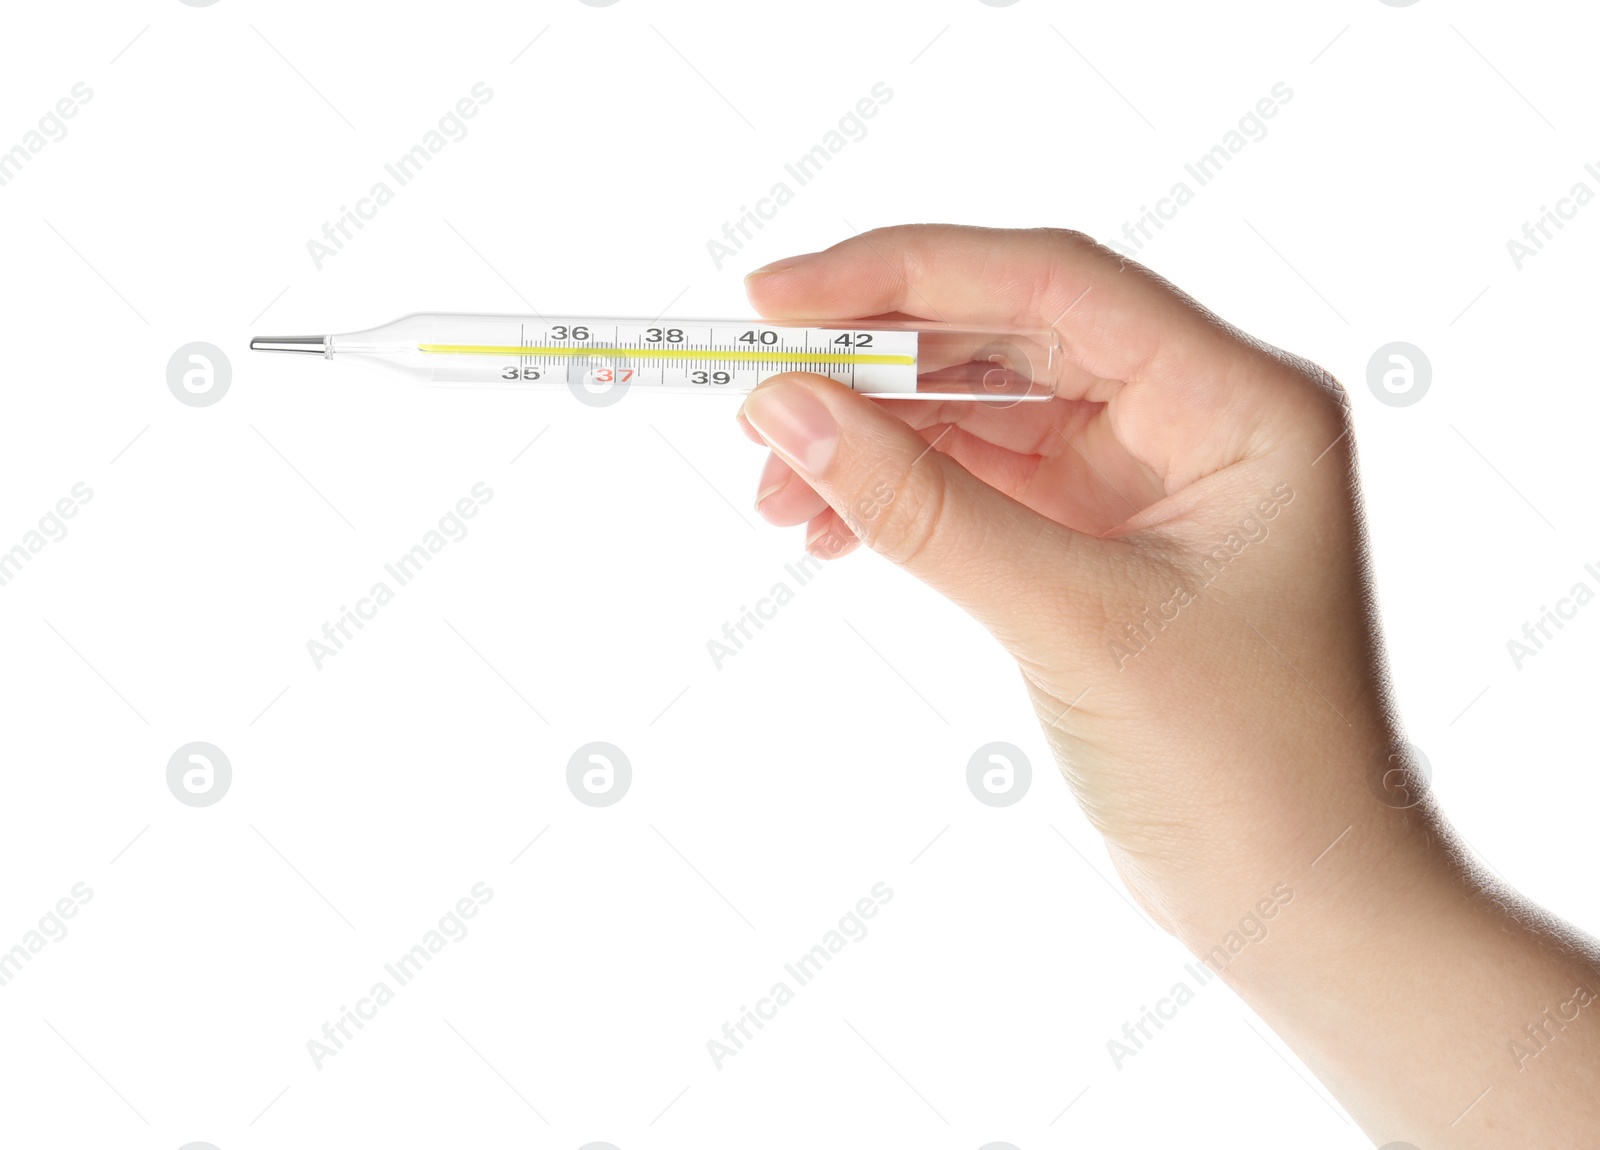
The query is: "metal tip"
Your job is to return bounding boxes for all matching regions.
[250,335,328,355]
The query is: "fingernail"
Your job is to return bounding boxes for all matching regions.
[734,409,765,446]
[745,252,818,279]
[741,384,837,477]
[806,522,856,560]
[754,452,792,509]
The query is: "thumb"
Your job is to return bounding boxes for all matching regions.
[739,372,1111,664]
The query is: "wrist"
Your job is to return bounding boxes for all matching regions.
[1158,801,1453,973]
[1102,750,1454,967]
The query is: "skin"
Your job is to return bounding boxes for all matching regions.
[733,224,1600,1146]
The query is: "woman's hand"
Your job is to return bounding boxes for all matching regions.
[735,224,1600,1147]
[738,224,1373,914]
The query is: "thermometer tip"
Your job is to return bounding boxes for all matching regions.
[251,335,328,355]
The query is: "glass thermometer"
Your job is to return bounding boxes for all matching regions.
[251,314,1062,402]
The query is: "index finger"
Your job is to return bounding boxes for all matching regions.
[744,225,1336,480]
[745,224,1246,396]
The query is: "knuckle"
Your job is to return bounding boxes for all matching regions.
[1269,347,1350,410]
[1251,348,1355,454]
[1295,361,1355,439]
[1036,226,1097,252]
[1290,352,1350,410]
[1026,228,1117,322]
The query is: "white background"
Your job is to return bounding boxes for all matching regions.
[1,1,1596,1147]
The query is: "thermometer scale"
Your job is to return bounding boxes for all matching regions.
[252,313,1062,402]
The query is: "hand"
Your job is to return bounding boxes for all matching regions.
[738,224,1367,908]
[735,224,1600,1147]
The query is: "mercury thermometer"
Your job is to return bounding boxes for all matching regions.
[250,314,1062,402]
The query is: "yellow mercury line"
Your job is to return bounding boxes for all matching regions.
[417,343,915,366]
